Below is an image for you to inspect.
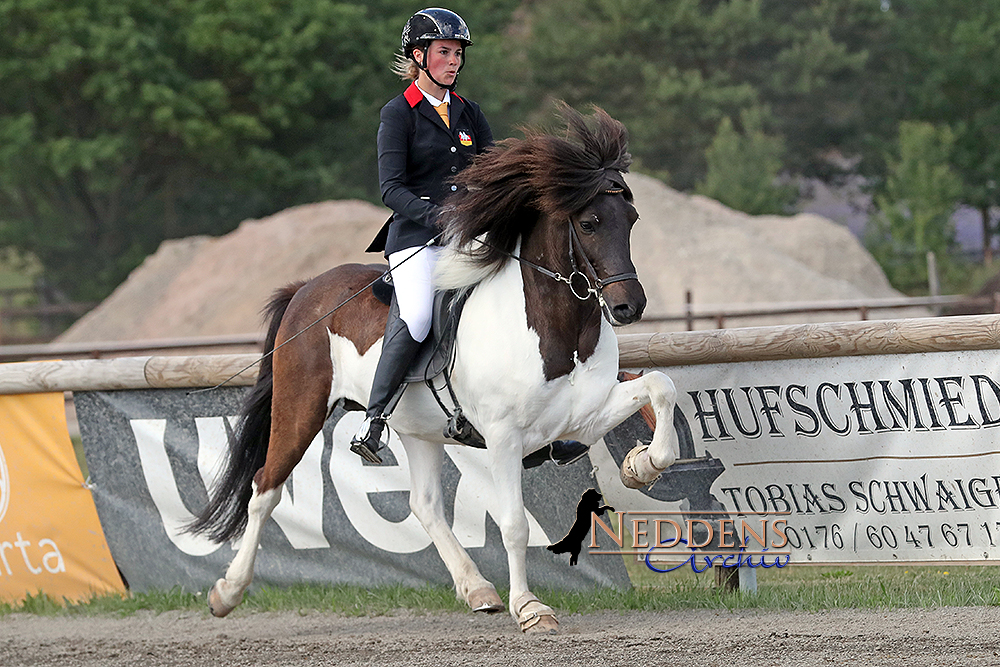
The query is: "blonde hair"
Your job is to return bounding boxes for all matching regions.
[392,50,419,81]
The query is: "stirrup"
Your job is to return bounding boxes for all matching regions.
[350,416,386,464]
[443,409,487,449]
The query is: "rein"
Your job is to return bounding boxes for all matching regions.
[195,186,636,394]
[189,233,443,394]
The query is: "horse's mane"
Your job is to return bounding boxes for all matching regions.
[436,104,632,289]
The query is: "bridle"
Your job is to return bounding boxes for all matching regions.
[485,185,639,311]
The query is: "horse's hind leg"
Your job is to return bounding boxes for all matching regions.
[400,435,504,613]
[208,480,282,616]
[209,346,331,617]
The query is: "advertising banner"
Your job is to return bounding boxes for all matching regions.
[595,349,1000,567]
[0,392,125,603]
[75,388,629,593]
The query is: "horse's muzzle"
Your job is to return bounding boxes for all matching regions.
[606,282,646,326]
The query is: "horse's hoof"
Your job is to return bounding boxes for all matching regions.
[513,592,559,635]
[207,580,241,618]
[468,585,504,613]
[524,614,560,634]
[620,443,665,489]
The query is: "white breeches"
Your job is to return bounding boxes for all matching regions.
[388,245,440,343]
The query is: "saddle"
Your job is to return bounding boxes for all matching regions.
[372,271,467,384]
[372,272,483,448]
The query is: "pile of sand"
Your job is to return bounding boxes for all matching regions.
[58,173,909,344]
[59,200,384,342]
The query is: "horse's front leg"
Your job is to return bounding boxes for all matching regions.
[400,434,503,613]
[580,370,679,488]
[487,436,559,634]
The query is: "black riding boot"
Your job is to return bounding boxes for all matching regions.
[521,440,590,469]
[350,302,423,464]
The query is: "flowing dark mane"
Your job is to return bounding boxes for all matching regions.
[442,103,632,272]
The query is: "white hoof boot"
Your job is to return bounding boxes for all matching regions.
[620,444,666,489]
[467,584,504,613]
[513,592,558,634]
[207,579,243,618]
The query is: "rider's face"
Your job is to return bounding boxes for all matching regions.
[415,39,463,90]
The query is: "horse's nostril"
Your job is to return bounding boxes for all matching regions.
[612,302,639,324]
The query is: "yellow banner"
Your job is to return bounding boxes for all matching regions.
[0,392,125,603]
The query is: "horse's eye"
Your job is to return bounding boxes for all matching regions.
[578,215,598,234]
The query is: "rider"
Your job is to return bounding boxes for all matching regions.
[350,7,490,464]
[351,8,587,469]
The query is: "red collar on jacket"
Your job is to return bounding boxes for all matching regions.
[404,81,464,108]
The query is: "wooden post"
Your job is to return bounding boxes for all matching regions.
[685,289,694,331]
[927,251,941,316]
[3,314,1000,393]
[715,564,739,592]
[0,354,260,393]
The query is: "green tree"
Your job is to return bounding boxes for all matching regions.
[867,121,962,292]
[0,0,397,300]
[695,108,797,214]
[887,0,1000,263]
[745,0,896,181]
[508,0,758,188]
[503,0,888,190]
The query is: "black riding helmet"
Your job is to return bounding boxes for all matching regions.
[402,8,472,91]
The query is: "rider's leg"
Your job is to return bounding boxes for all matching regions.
[351,245,438,463]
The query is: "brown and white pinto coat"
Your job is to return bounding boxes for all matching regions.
[190,106,679,634]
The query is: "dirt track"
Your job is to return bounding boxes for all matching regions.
[3,606,999,666]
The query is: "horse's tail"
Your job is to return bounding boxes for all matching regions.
[188,282,306,543]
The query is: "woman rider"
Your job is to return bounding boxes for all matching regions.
[351,8,586,469]
[349,7,489,464]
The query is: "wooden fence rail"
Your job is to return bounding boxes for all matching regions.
[2,314,999,394]
[643,292,1000,330]
[0,333,264,362]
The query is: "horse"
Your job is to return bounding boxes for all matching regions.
[189,105,680,634]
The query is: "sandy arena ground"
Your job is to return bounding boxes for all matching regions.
[3,606,999,666]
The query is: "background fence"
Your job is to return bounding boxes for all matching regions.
[2,293,998,362]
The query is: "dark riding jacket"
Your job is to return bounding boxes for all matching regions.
[367,81,493,255]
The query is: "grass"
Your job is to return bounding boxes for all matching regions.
[4,566,1000,617]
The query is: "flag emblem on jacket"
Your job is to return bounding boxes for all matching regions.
[458,130,472,146]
